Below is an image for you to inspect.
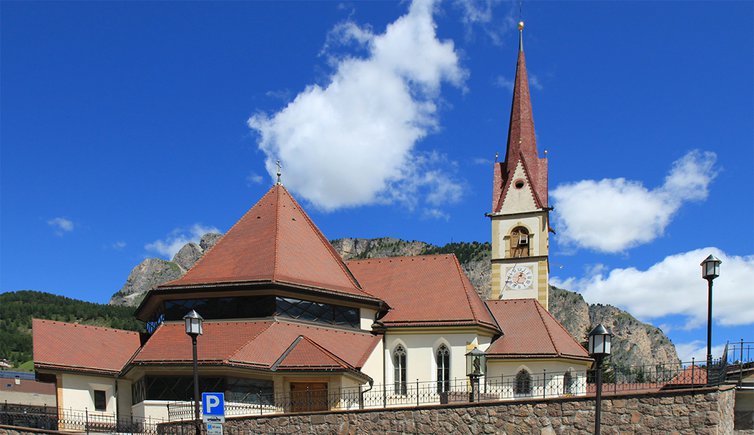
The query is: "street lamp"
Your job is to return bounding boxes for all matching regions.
[589,324,613,435]
[701,254,722,381]
[183,310,203,435]
[465,347,485,403]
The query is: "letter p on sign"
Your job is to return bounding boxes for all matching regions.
[202,392,225,417]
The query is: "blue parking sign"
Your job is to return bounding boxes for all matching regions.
[202,392,225,418]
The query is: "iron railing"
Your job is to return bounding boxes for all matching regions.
[164,358,734,422]
[0,402,164,434]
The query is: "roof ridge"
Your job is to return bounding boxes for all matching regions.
[347,253,453,265]
[271,185,282,280]
[451,255,483,324]
[533,299,559,355]
[299,336,353,369]
[279,187,371,295]
[159,187,271,287]
[537,297,588,356]
[228,321,275,362]
[32,318,139,335]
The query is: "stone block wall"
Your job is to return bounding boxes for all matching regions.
[161,386,736,435]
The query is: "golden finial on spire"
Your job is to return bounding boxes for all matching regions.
[518,21,524,52]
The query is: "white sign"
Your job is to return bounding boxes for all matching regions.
[206,423,223,435]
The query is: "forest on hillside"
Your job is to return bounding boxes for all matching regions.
[0,291,143,369]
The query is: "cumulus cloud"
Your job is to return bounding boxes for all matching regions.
[249,0,466,212]
[551,150,718,253]
[112,241,127,250]
[48,217,74,236]
[675,341,727,363]
[451,0,512,45]
[145,224,220,259]
[552,248,754,328]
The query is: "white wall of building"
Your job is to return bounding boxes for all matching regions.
[486,359,590,398]
[383,331,493,391]
[59,373,117,414]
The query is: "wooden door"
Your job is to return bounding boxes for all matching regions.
[290,382,328,412]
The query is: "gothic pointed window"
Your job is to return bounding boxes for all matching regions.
[436,345,450,393]
[393,345,407,395]
[515,369,532,396]
[563,371,574,395]
[509,227,530,257]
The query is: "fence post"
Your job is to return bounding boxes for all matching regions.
[542,369,546,399]
[416,379,419,407]
[741,338,745,385]
[691,358,695,387]
[85,408,89,435]
[258,392,262,415]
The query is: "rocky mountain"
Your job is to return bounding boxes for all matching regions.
[108,233,222,306]
[108,235,679,368]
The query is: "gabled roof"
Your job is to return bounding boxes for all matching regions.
[486,299,591,361]
[157,185,376,302]
[272,336,352,371]
[492,26,548,213]
[130,320,380,372]
[32,319,142,375]
[347,255,500,332]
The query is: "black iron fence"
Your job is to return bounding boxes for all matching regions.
[0,402,164,434]
[165,358,735,422]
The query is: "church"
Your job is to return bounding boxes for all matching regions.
[32,23,591,425]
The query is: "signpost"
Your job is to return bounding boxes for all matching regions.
[202,392,225,432]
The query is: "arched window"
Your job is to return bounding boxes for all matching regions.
[393,345,407,395]
[515,369,532,396]
[509,227,530,257]
[436,345,450,393]
[563,371,573,395]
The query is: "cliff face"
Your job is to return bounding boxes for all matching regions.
[108,233,221,306]
[109,236,679,368]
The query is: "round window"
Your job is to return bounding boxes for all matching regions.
[514,179,525,189]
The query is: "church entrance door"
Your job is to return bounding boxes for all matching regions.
[290,382,328,412]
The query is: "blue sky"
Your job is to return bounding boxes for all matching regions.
[2,1,752,362]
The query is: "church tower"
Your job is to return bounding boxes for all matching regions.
[489,22,550,309]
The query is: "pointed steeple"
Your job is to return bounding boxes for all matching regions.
[492,21,548,213]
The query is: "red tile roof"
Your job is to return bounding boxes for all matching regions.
[32,319,142,375]
[347,255,499,331]
[131,320,380,372]
[492,44,548,213]
[486,299,591,361]
[273,336,352,371]
[158,185,376,302]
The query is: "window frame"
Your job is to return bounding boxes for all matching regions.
[393,345,407,395]
[93,389,107,411]
[436,344,450,393]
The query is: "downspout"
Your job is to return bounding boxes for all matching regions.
[114,376,119,427]
[382,335,387,408]
[359,379,373,410]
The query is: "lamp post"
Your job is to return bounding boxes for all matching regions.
[465,347,486,403]
[589,324,613,435]
[701,254,722,382]
[183,310,203,435]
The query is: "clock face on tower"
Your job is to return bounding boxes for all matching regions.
[506,265,533,290]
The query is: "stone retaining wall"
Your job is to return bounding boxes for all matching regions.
[161,385,736,434]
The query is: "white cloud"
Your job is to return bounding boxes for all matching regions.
[675,341,727,363]
[112,241,127,250]
[246,173,264,186]
[48,217,74,236]
[552,247,754,328]
[145,224,220,259]
[451,0,512,46]
[551,150,718,253]
[472,157,493,165]
[494,75,514,91]
[529,74,543,91]
[249,0,466,213]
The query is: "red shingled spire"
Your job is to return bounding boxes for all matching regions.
[492,22,548,213]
